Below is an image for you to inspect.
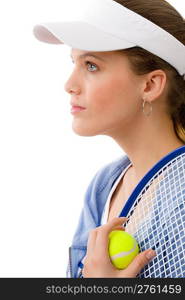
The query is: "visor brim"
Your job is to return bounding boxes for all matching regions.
[33,21,135,51]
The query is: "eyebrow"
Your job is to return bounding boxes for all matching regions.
[70,52,106,62]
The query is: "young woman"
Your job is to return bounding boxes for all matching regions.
[33,0,185,278]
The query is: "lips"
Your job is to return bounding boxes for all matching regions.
[71,105,86,109]
[71,106,86,113]
[70,101,86,109]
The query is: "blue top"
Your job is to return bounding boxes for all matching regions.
[66,154,131,278]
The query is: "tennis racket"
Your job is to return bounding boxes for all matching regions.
[120,145,185,278]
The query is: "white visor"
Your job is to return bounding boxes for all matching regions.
[33,0,185,77]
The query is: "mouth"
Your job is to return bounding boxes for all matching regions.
[70,101,86,108]
[71,105,86,109]
[71,106,86,114]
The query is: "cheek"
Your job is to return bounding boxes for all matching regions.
[88,77,137,116]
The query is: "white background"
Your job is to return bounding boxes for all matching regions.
[0,0,184,277]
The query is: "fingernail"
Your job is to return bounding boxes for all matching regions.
[119,217,128,221]
[146,250,156,260]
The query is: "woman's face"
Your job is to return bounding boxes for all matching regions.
[64,49,144,137]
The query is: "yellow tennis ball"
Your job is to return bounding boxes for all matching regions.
[108,230,139,269]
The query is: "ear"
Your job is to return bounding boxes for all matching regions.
[142,70,167,103]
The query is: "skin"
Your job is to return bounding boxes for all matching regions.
[64,48,184,277]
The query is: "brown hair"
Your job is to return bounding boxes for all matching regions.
[114,0,185,143]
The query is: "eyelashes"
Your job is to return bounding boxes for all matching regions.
[85,61,98,72]
[71,60,98,72]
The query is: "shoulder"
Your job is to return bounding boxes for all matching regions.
[98,154,130,177]
[88,154,131,193]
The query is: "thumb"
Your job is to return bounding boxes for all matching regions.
[120,249,156,278]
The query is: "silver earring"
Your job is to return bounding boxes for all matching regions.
[142,99,153,117]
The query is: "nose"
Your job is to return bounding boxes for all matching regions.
[64,70,81,95]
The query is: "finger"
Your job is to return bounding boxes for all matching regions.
[113,225,125,231]
[106,217,128,232]
[121,249,156,278]
[86,228,98,257]
[95,217,127,255]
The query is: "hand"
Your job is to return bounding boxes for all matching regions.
[82,217,156,278]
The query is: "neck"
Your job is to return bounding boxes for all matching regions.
[108,114,184,183]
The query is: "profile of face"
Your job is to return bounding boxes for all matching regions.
[64,49,146,137]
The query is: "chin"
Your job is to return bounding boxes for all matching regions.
[72,124,101,137]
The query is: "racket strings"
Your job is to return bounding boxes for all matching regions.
[124,153,185,277]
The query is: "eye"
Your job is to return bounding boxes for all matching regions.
[85,61,98,72]
[71,60,98,72]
